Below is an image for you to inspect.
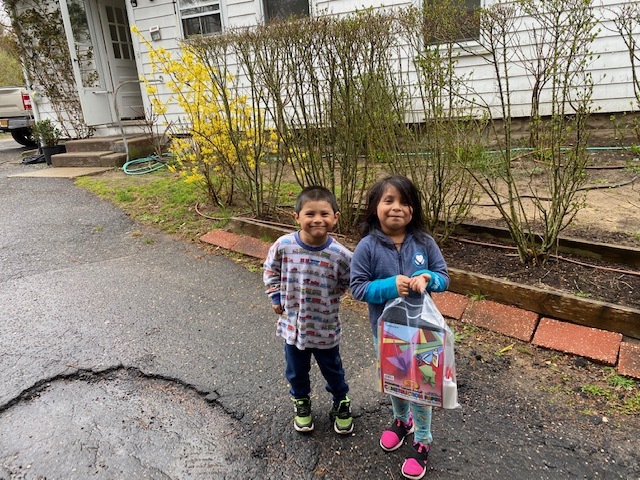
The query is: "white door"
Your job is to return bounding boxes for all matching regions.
[60,0,114,126]
[97,0,144,120]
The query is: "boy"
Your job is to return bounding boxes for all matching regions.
[263,186,353,434]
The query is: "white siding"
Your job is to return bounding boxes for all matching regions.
[130,0,261,126]
[315,0,418,16]
[226,0,262,26]
[450,0,640,117]
[19,0,640,131]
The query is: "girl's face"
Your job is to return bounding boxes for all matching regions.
[376,185,412,237]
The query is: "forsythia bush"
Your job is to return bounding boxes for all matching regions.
[133,26,278,214]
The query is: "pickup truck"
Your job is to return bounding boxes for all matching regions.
[0,86,36,147]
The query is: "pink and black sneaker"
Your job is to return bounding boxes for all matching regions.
[379,415,414,451]
[401,441,430,480]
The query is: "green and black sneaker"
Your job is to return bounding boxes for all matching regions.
[293,397,314,432]
[330,396,354,435]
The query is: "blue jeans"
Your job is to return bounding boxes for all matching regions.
[373,336,433,445]
[284,343,349,406]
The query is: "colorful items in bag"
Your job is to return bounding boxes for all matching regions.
[379,319,445,406]
[377,295,459,409]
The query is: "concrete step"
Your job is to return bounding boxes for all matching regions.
[51,150,127,168]
[64,135,156,158]
[54,135,161,168]
[63,136,122,153]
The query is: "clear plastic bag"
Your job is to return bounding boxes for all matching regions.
[377,295,460,409]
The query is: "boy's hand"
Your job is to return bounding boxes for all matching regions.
[272,304,283,315]
[409,273,430,294]
[396,275,411,297]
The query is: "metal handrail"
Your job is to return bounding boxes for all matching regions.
[113,77,163,163]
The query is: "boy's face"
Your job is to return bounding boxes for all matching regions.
[293,200,339,246]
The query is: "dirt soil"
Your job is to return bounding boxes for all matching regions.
[443,148,640,310]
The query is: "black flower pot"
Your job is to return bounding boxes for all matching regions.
[41,144,66,166]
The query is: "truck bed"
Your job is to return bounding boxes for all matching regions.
[0,87,31,118]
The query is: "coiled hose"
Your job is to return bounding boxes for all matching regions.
[123,153,174,175]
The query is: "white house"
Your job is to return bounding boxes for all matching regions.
[8,0,640,140]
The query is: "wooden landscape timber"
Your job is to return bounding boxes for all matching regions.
[449,268,640,340]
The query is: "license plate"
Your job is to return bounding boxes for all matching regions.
[0,120,8,128]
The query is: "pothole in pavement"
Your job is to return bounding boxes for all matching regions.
[0,368,258,479]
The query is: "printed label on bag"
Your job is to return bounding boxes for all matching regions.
[379,320,444,407]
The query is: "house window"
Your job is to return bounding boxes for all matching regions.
[426,0,481,43]
[180,0,223,37]
[457,0,481,42]
[263,0,309,22]
[105,5,134,60]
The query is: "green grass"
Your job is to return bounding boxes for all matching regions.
[581,384,612,399]
[580,382,640,414]
[578,370,640,414]
[468,291,488,301]
[575,290,592,298]
[115,190,135,202]
[607,373,637,390]
[277,182,302,206]
[452,324,480,342]
[622,393,640,414]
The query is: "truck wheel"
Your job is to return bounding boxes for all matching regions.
[11,128,38,148]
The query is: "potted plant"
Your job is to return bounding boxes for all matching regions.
[31,119,66,166]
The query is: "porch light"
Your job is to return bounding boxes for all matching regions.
[131,0,137,6]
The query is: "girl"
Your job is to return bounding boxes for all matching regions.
[350,175,449,480]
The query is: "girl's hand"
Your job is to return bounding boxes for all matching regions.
[396,275,411,297]
[409,273,431,294]
[272,304,283,315]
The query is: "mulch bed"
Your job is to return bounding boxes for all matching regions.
[441,231,639,310]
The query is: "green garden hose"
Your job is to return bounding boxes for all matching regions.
[123,153,174,175]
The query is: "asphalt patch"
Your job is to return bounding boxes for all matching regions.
[0,369,256,479]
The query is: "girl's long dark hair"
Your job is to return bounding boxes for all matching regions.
[358,175,428,239]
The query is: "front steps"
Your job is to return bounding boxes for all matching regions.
[51,135,156,168]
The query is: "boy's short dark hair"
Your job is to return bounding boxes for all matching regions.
[295,186,340,214]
